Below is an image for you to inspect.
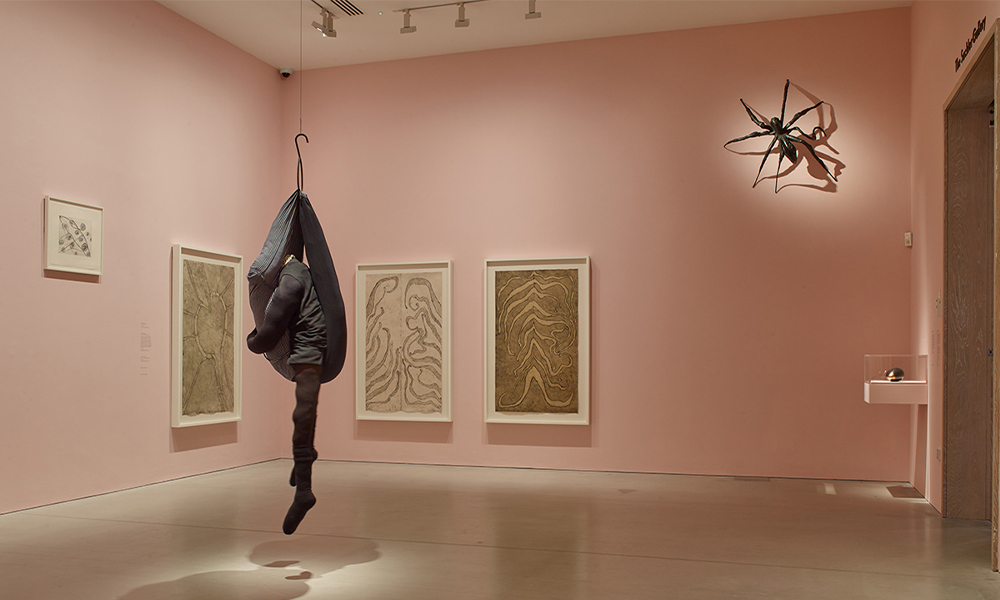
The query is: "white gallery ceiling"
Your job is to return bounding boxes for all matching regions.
[158,0,911,71]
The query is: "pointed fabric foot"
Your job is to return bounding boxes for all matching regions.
[283,490,316,535]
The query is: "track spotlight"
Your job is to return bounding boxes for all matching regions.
[455,3,469,27]
[400,9,416,33]
[310,0,337,37]
[525,0,541,19]
[312,8,337,37]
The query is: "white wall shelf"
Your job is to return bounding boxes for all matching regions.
[863,355,928,405]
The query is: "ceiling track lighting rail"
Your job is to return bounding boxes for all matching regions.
[395,0,488,14]
[394,0,540,34]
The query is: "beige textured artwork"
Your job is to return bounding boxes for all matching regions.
[495,269,579,414]
[365,271,444,413]
[181,259,236,416]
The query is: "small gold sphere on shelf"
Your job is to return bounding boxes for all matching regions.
[886,368,905,382]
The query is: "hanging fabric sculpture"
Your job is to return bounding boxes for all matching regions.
[247,190,347,384]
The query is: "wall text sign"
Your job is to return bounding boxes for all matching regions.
[956,17,988,72]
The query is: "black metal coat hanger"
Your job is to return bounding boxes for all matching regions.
[295,133,309,192]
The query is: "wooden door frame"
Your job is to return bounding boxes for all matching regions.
[943,18,1000,570]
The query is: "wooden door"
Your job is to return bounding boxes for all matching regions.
[944,102,994,521]
[943,32,997,567]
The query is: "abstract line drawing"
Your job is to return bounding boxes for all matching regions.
[171,245,243,427]
[486,258,590,425]
[495,269,579,413]
[356,262,452,422]
[43,196,103,276]
[58,216,92,257]
[366,272,443,412]
[182,259,236,416]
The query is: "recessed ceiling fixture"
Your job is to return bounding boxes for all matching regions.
[310,0,337,37]
[395,0,540,35]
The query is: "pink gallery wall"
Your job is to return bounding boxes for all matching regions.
[0,2,287,514]
[283,8,915,481]
[910,1,1000,512]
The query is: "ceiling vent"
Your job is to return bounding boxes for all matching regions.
[331,0,364,16]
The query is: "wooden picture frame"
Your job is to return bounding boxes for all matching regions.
[43,196,104,276]
[485,257,590,425]
[171,245,243,427]
[356,261,452,422]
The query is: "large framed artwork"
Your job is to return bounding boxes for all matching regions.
[171,245,243,427]
[485,257,590,425]
[43,196,103,276]
[356,261,452,422]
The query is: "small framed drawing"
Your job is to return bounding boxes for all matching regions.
[43,196,104,276]
[356,261,452,422]
[171,245,243,427]
[486,257,590,425]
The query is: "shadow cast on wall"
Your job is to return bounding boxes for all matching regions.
[42,269,99,283]
[170,421,239,452]
[117,535,380,599]
[355,420,453,443]
[486,423,593,448]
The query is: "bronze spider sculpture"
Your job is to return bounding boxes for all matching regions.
[725,79,837,192]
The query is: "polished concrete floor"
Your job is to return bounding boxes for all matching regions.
[1,460,998,599]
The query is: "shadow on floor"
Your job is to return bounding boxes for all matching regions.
[117,536,380,599]
[116,569,310,600]
[250,535,381,578]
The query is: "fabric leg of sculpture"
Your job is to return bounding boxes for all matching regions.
[284,365,321,535]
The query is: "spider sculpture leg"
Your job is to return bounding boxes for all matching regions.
[724,130,771,147]
[786,100,824,128]
[787,125,836,182]
[779,79,790,122]
[789,135,837,182]
[740,99,771,129]
[753,135,780,188]
[773,137,801,192]
[788,125,825,140]
[773,154,785,193]
[778,137,798,163]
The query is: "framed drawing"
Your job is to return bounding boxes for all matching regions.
[43,196,103,276]
[171,245,243,427]
[356,261,452,422]
[485,257,590,425]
